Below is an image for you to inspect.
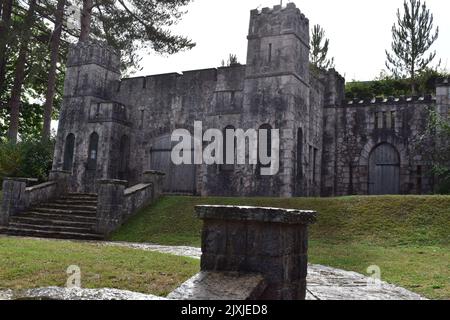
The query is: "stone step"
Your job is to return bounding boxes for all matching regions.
[67,193,98,198]
[8,222,95,234]
[38,203,97,212]
[33,207,96,216]
[6,227,103,241]
[10,216,95,229]
[21,212,97,223]
[52,199,98,206]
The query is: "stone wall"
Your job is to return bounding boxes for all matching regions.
[322,97,437,196]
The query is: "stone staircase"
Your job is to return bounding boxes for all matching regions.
[0,193,104,240]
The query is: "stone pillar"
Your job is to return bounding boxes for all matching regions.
[196,205,317,300]
[49,170,72,196]
[0,178,38,226]
[96,179,127,235]
[143,170,166,198]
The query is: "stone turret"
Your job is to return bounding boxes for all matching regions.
[52,41,126,193]
[246,3,310,84]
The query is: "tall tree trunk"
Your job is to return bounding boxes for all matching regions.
[7,0,37,143]
[79,0,93,42]
[0,0,13,95]
[42,0,66,140]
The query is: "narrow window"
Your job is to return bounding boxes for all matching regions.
[386,112,392,129]
[221,125,235,172]
[374,112,379,129]
[87,132,99,171]
[297,128,303,178]
[258,124,272,169]
[268,43,272,63]
[313,148,318,184]
[119,135,130,180]
[382,112,387,128]
[391,111,396,129]
[63,133,75,171]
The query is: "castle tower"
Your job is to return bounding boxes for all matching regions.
[52,41,127,193]
[242,3,311,197]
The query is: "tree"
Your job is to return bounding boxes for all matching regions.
[221,54,240,67]
[0,0,14,95]
[310,24,334,71]
[385,0,439,94]
[7,0,37,143]
[42,0,66,140]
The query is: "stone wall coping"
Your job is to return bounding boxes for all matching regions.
[25,181,57,193]
[124,183,152,196]
[97,179,128,186]
[3,177,39,183]
[143,170,166,176]
[196,205,317,225]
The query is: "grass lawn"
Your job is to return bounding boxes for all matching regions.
[111,195,450,300]
[0,237,199,296]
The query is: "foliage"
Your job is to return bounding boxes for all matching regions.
[0,139,54,183]
[221,54,240,67]
[385,0,439,91]
[0,3,66,141]
[345,69,447,99]
[415,107,450,194]
[310,24,334,71]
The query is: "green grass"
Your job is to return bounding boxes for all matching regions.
[111,195,450,300]
[0,237,199,296]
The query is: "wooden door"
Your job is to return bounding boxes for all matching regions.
[150,134,196,195]
[369,143,400,195]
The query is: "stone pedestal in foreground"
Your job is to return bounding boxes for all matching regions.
[196,205,317,300]
[96,179,127,235]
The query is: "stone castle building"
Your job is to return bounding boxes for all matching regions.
[51,3,450,198]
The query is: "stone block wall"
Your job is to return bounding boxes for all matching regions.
[196,205,317,300]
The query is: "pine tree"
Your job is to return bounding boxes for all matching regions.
[310,24,334,71]
[385,0,439,94]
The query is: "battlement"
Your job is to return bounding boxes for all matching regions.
[343,95,436,106]
[248,2,309,45]
[67,41,120,74]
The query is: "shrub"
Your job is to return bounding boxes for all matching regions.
[0,140,55,187]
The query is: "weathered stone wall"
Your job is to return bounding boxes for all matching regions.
[51,4,448,198]
[322,97,437,196]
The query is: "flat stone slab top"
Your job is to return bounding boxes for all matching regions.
[167,272,267,300]
[306,265,426,300]
[196,205,317,225]
[0,287,165,300]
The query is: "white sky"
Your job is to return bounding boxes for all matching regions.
[134,0,450,81]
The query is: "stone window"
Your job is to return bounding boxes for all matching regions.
[313,148,318,184]
[297,128,303,178]
[63,133,75,171]
[258,124,272,169]
[374,112,379,129]
[268,43,272,63]
[87,132,99,171]
[119,135,130,180]
[221,125,236,172]
[391,111,396,129]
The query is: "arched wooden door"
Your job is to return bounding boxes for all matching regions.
[150,134,196,195]
[368,143,400,195]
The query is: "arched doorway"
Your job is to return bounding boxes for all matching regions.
[63,133,75,171]
[368,143,400,195]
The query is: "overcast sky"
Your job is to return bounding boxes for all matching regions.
[134,0,450,81]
